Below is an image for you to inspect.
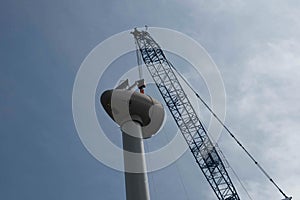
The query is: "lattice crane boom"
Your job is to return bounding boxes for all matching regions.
[131,28,240,200]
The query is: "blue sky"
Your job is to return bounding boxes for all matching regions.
[1,0,299,199]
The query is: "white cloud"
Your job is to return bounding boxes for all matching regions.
[236,39,300,199]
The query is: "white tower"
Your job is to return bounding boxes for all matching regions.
[101,88,164,200]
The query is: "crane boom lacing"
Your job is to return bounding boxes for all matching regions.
[131,28,240,200]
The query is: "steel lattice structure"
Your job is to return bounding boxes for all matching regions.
[131,28,240,200]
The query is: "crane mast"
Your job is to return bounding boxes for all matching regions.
[131,28,240,200]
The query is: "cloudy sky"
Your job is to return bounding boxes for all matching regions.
[1,0,299,200]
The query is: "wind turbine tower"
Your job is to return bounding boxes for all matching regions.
[101,81,164,200]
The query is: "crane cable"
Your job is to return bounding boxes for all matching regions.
[200,119,254,200]
[135,40,143,80]
[166,134,190,200]
[144,140,158,200]
[168,61,291,199]
[158,119,190,199]
[135,42,190,200]
[217,144,254,200]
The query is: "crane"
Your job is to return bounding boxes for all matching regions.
[131,28,239,200]
[131,27,292,200]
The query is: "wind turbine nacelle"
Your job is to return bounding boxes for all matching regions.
[101,89,164,138]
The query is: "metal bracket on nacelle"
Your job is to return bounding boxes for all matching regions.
[116,79,129,89]
[116,79,146,92]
